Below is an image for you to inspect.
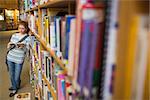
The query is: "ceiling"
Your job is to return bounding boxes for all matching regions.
[0,0,18,9]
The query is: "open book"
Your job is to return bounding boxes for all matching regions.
[14,92,31,100]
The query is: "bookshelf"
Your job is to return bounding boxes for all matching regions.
[19,0,149,100]
[19,0,76,99]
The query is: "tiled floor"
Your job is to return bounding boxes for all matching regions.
[0,30,34,100]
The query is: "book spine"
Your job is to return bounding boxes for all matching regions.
[65,16,76,60]
[60,18,66,58]
[55,17,61,53]
[50,22,56,50]
[131,16,149,100]
[68,19,76,76]
[103,0,118,100]
[77,20,91,95]
[84,22,99,98]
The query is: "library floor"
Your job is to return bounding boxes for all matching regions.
[0,30,34,100]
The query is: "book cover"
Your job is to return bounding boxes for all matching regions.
[14,92,31,100]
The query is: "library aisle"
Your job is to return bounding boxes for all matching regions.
[0,30,34,100]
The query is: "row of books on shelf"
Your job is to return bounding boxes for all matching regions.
[23,0,49,11]
[27,8,74,63]
[28,3,107,99]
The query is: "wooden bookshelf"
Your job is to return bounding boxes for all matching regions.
[19,0,76,99]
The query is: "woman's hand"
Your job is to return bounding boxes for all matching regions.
[17,43,25,48]
[7,42,15,49]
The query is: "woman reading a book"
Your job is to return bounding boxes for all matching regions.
[6,21,31,97]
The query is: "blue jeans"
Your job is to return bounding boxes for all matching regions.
[7,60,23,90]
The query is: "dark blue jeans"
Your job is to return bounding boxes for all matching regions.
[7,60,23,90]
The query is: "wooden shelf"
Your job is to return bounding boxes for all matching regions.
[36,84,42,100]
[39,0,75,8]
[25,6,38,13]
[33,32,67,74]
[19,12,25,15]
[43,74,57,100]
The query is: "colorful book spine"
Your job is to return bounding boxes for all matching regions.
[57,72,66,100]
[34,10,39,34]
[41,9,47,40]
[77,19,91,96]
[43,84,48,100]
[38,69,42,88]
[24,0,28,11]
[35,0,38,6]
[50,22,56,50]
[103,0,118,100]
[68,18,76,76]
[47,90,52,100]
[47,57,52,83]
[84,21,100,98]
[32,0,35,8]
[60,18,66,58]
[41,51,49,76]
[54,16,61,53]
[131,15,149,100]
[45,16,50,45]
[64,15,76,60]
[29,0,32,8]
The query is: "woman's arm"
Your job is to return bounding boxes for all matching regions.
[7,42,15,49]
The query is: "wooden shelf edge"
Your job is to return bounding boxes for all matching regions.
[33,32,67,73]
[25,6,38,13]
[43,74,57,100]
[39,0,75,8]
[36,84,42,100]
